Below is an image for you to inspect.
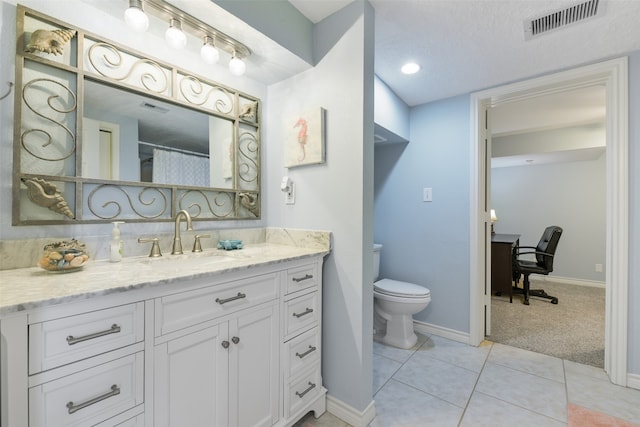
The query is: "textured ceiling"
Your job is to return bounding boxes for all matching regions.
[293,0,640,107]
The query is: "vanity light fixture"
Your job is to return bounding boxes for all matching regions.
[229,50,246,76]
[401,62,421,75]
[123,0,252,72]
[200,35,219,64]
[124,0,149,33]
[165,18,187,49]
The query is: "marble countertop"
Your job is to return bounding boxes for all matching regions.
[0,243,329,316]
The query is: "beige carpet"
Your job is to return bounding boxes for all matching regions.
[489,279,605,368]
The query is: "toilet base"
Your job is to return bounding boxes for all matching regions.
[376,313,418,349]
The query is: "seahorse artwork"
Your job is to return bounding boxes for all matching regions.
[293,117,308,161]
[22,177,75,219]
[26,28,76,56]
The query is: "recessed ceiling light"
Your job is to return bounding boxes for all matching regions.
[401,62,420,75]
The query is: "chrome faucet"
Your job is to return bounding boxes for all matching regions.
[171,210,193,255]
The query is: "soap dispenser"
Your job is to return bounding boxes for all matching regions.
[110,221,125,262]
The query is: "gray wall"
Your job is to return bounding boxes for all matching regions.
[491,154,606,283]
[374,95,471,333]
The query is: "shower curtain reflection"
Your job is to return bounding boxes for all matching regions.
[152,148,210,187]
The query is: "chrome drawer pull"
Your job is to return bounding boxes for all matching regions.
[66,324,121,346]
[295,381,316,398]
[292,274,313,283]
[292,307,313,318]
[66,384,120,414]
[215,292,246,304]
[296,345,317,359]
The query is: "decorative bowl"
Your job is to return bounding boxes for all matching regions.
[38,239,90,272]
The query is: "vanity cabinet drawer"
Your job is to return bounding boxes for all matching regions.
[29,303,144,374]
[284,292,319,339]
[285,264,318,295]
[156,273,278,336]
[284,327,320,378]
[285,364,322,419]
[29,352,144,427]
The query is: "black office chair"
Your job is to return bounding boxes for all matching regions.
[512,226,563,305]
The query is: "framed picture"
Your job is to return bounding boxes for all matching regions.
[285,107,325,168]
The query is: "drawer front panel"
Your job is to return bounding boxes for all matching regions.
[284,292,319,339]
[285,327,320,378]
[286,264,318,295]
[285,365,322,418]
[156,273,277,336]
[29,352,144,427]
[29,303,144,374]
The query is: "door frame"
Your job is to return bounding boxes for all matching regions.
[469,57,629,386]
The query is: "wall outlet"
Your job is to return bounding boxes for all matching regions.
[285,182,295,204]
[595,263,603,272]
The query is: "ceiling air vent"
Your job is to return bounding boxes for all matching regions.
[524,0,605,40]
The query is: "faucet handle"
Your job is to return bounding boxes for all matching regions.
[192,234,211,253]
[138,237,162,257]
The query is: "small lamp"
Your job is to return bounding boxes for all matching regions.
[490,209,498,235]
[124,0,149,33]
[229,50,246,76]
[165,18,187,49]
[200,36,219,64]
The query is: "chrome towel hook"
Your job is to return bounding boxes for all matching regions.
[0,82,14,100]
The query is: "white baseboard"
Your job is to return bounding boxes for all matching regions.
[326,394,376,427]
[413,320,470,345]
[543,275,605,288]
[627,373,640,391]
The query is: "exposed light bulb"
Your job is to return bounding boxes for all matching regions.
[124,0,149,33]
[200,36,219,64]
[229,52,246,76]
[165,18,187,49]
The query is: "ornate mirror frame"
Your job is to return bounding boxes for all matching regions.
[13,5,261,225]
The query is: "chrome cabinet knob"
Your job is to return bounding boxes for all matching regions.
[221,340,229,349]
[232,336,240,344]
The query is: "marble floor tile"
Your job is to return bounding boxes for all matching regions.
[564,359,610,382]
[565,364,640,423]
[372,333,428,364]
[293,410,351,427]
[392,350,480,407]
[488,342,565,382]
[476,362,567,422]
[373,353,403,395]
[460,391,566,427]
[418,335,491,373]
[373,379,463,427]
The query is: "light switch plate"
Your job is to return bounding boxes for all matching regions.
[423,187,432,202]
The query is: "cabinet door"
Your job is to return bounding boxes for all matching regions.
[229,303,279,427]
[154,325,228,427]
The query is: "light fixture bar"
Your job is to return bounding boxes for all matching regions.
[141,0,251,59]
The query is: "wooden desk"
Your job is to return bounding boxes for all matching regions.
[491,233,520,302]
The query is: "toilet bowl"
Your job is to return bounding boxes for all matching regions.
[373,244,431,349]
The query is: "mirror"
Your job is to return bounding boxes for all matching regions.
[14,6,260,225]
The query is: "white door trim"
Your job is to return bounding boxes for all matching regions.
[469,57,629,386]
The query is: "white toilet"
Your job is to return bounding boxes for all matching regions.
[373,243,431,349]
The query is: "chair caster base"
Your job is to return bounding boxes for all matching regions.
[551,297,558,304]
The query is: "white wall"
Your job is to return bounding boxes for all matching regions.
[265,2,375,413]
[491,155,606,283]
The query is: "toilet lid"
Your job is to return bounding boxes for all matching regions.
[374,279,430,298]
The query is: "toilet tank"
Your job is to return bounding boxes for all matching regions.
[373,244,382,281]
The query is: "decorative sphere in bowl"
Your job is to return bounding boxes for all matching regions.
[38,239,90,272]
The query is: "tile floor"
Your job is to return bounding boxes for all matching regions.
[295,334,640,426]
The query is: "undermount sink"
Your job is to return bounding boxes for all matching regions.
[137,250,236,265]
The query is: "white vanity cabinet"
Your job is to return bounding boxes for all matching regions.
[0,249,327,427]
[153,273,280,427]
